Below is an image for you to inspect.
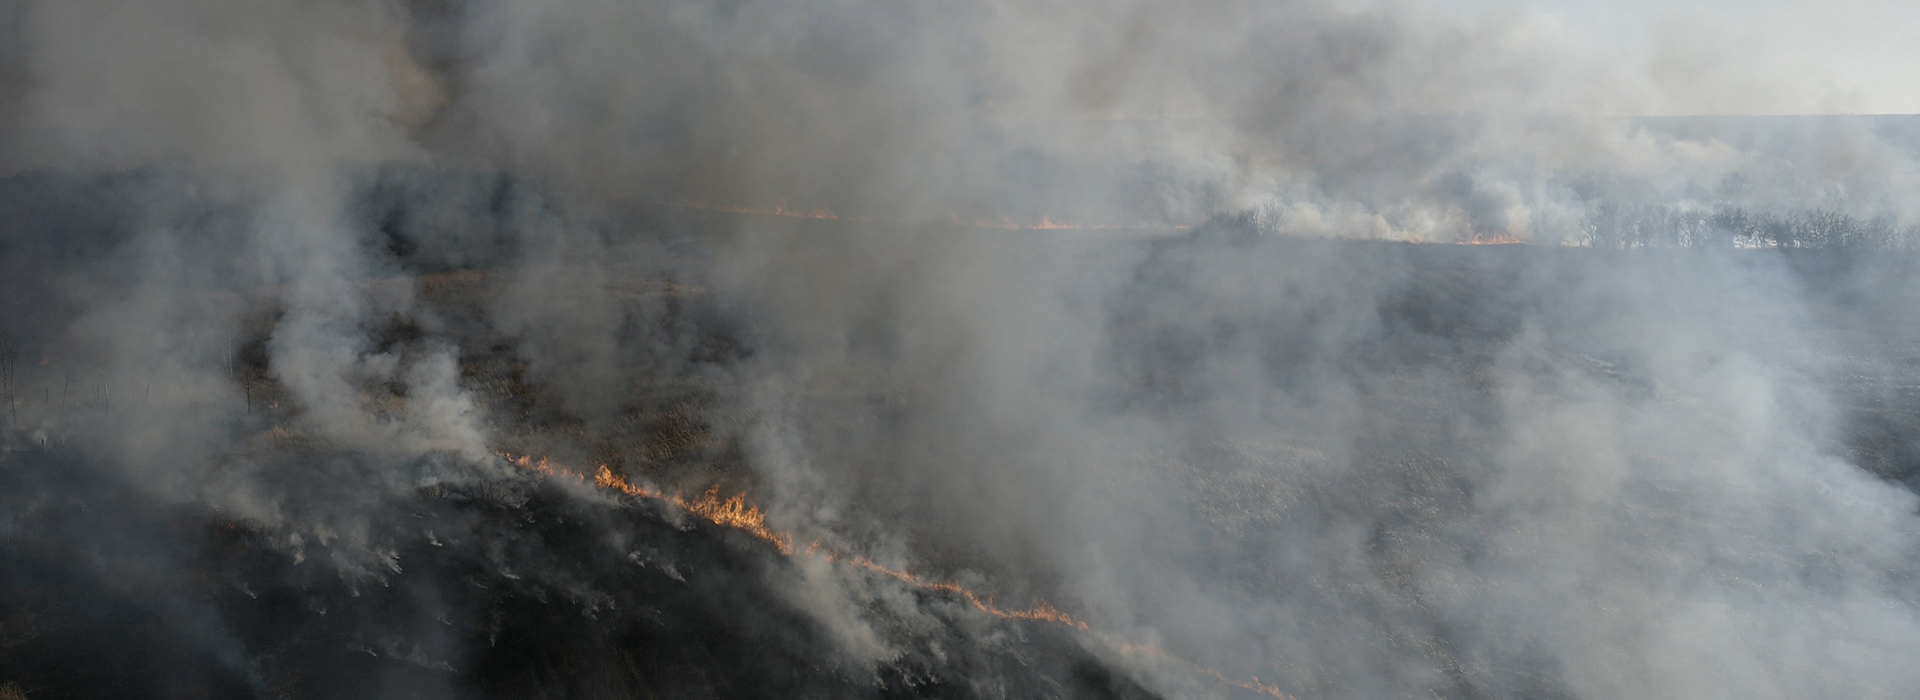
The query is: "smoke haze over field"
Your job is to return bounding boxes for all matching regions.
[4,1,1920,698]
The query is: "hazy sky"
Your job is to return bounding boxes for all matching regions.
[1445,0,1920,114]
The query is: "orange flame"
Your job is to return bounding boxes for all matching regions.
[590,464,796,554]
[837,553,1089,629]
[504,452,1293,699]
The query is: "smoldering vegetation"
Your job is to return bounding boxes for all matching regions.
[0,437,1128,698]
[0,169,1155,698]
[4,169,1920,699]
[6,0,1920,698]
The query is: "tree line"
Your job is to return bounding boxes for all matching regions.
[1577,202,1920,250]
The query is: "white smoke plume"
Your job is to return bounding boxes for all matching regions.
[2,0,1919,698]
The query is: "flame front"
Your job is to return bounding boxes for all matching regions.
[589,464,796,554]
[838,553,1089,628]
[506,453,1292,699]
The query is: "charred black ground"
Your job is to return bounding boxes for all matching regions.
[4,168,1920,699]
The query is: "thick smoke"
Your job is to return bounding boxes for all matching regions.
[4,0,1920,698]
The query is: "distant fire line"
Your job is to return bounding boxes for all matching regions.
[673,200,1197,231]
[677,200,870,222]
[502,452,1294,699]
[1455,235,1525,245]
[674,201,1553,245]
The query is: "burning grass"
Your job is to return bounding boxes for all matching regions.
[504,451,1294,699]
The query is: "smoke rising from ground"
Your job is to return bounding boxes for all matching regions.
[4,0,1920,698]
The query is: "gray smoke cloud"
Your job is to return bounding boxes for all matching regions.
[4,0,1920,698]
